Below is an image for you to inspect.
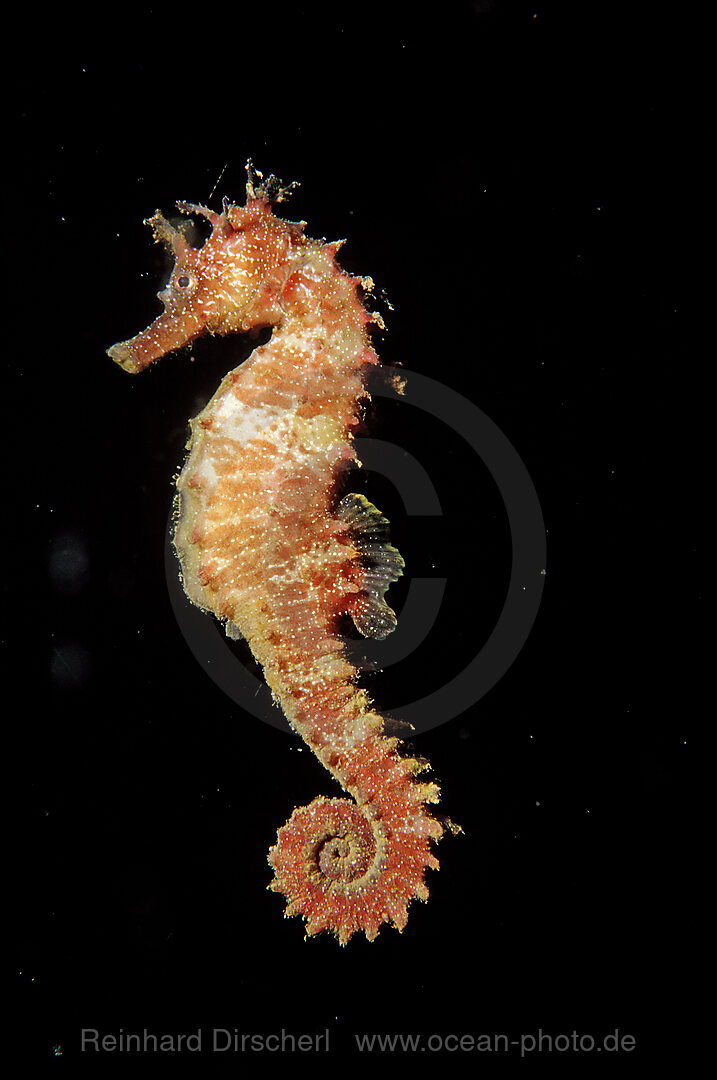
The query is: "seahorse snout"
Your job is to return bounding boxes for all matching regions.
[107,309,206,373]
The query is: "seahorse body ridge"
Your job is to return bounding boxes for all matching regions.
[108,165,443,943]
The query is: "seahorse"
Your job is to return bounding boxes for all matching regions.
[108,165,443,943]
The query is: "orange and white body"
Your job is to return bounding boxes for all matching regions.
[108,166,442,943]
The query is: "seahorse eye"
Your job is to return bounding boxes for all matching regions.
[177,275,191,289]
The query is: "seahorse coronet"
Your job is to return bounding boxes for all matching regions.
[108,163,445,944]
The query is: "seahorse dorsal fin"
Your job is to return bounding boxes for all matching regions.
[338,492,404,640]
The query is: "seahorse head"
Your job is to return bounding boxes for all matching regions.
[108,189,308,374]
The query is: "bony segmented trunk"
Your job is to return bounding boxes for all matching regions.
[108,163,444,943]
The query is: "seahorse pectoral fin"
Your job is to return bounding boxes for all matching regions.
[338,492,404,640]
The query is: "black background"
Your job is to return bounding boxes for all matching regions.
[10,1,703,1068]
